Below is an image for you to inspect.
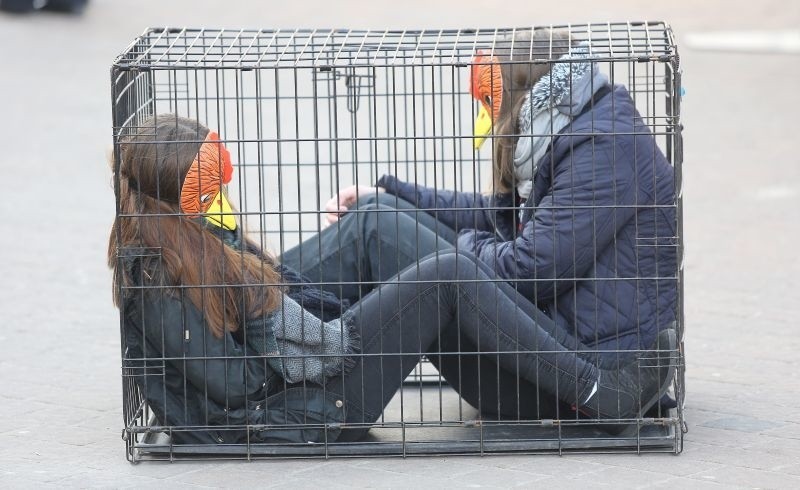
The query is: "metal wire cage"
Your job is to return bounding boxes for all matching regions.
[111,22,684,462]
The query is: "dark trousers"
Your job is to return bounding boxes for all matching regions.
[281,195,585,440]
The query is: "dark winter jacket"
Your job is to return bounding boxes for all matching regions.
[119,234,349,445]
[377,85,677,359]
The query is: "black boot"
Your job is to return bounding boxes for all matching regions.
[578,328,677,420]
[0,0,37,13]
[42,0,87,13]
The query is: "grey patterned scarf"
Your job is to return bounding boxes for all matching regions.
[514,43,608,198]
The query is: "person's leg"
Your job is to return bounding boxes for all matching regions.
[281,201,454,304]
[306,199,560,418]
[331,250,673,440]
[430,251,676,421]
[353,192,459,245]
[328,251,598,441]
[325,271,452,441]
[284,199,572,422]
[428,330,569,420]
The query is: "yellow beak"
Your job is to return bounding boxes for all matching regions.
[204,191,237,231]
[473,105,493,150]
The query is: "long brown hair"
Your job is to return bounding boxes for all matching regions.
[490,29,572,195]
[108,114,281,338]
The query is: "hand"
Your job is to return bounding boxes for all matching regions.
[324,185,384,224]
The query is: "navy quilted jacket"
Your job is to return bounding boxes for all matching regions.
[377,85,677,360]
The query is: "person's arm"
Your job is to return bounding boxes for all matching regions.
[377,174,513,234]
[139,290,265,409]
[458,136,638,301]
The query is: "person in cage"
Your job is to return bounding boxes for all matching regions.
[109,114,675,444]
[317,28,679,419]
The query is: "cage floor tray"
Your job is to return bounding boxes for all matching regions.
[135,386,678,459]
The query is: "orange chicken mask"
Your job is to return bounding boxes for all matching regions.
[179,131,237,231]
[470,52,503,150]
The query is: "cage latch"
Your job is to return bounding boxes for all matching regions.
[343,68,375,114]
[313,66,375,114]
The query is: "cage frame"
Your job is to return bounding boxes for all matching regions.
[111,22,685,463]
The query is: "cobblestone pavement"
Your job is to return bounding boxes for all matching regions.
[1,0,799,488]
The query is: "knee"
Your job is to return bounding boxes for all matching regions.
[446,249,480,267]
[422,250,480,275]
[355,202,382,215]
[354,192,399,210]
[357,203,402,234]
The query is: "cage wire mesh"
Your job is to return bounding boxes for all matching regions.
[111,23,684,462]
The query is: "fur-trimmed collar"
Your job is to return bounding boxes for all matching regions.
[514,44,608,199]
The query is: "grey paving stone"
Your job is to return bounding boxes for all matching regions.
[681,443,800,474]
[560,466,677,488]
[688,466,800,490]
[762,422,800,441]
[648,476,748,489]
[235,459,340,479]
[558,454,726,478]
[699,416,784,433]
[455,467,551,488]
[78,457,214,481]
[683,425,790,451]
[0,477,60,490]
[345,456,488,479]
[265,481,351,490]
[55,472,167,489]
[457,454,607,478]
[0,459,90,485]
[2,1,800,489]
[775,464,800,479]
[166,463,298,488]
[229,461,420,489]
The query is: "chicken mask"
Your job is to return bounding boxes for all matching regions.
[470,52,503,150]
[180,131,236,231]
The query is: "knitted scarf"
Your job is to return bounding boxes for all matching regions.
[514,43,608,199]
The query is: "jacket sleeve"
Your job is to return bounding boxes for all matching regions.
[377,174,510,234]
[139,290,265,409]
[458,136,638,301]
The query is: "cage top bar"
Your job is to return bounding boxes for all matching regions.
[112,22,676,70]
